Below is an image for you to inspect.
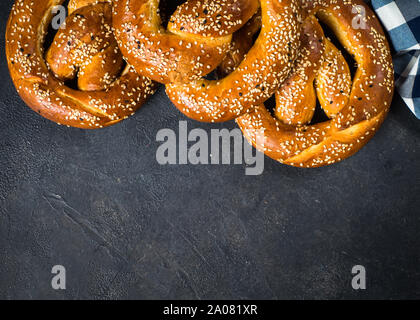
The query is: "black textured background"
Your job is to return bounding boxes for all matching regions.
[1,0,419,300]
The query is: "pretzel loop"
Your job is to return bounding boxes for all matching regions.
[113,0,260,84]
[166,0,303,123]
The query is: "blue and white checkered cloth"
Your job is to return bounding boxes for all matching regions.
[371,0,420,118]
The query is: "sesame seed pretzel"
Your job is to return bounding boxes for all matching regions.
[6,0,156,129]
[113,0,260,84]
[236,0,394,167]
[166,0,303,123]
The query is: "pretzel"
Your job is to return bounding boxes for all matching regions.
[113,0,260,84]
[6,0,156,129]
[236,0,394,167]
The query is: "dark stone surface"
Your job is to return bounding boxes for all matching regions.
[0,0,419,300]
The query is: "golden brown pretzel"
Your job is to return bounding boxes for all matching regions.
[113,0,260,84]
[6,0,156,129]
[166,0,303,123]
[236,0,394,167]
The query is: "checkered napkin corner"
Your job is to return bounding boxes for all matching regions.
[371,0,420,119]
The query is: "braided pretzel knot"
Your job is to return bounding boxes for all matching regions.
[6,0,156,129]
[113,0,260,84]
[166,0,303,122]
[235,0,394,168]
